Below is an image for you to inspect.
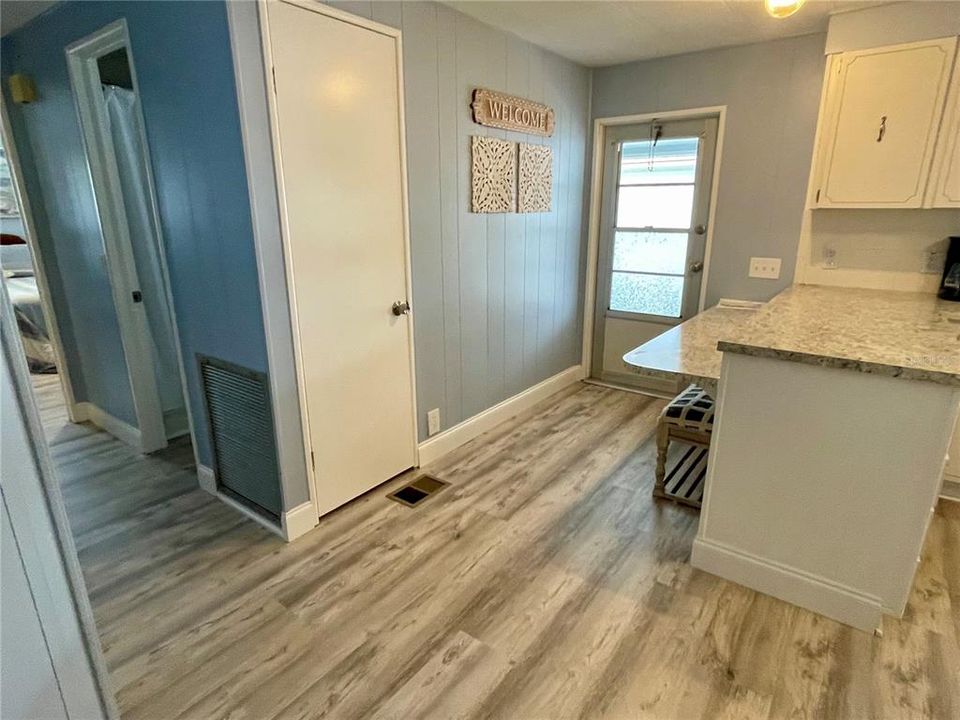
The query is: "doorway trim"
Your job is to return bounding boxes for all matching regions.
[1,285,119,719]
[65,19,196,456]
[0,97,81,421]
[581,106,727,377]
[256,0,420,517]
[225,0,314,539]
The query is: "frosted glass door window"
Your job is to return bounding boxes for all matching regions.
[609,136,700,317]
[612,231,688,274]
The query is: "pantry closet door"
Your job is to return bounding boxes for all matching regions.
[263,0,417,517]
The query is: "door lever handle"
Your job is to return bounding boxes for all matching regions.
[392,300,410,316]
[689,261,704,274]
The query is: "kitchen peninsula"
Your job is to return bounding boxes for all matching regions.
[625,285,960,631]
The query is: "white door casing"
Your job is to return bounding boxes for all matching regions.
[0,98,80,421]
[66,20,194,455]
[580,107,727,380]
[590,117,719,380]
[1,283,117,719]
[260,0,418,518]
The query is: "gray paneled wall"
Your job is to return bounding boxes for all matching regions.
[592,33,826,306]
[330,2,592,438]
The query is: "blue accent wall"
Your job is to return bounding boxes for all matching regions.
[2,1,269,466]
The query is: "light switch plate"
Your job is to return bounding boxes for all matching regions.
[749,257,781,279]
[427,408,441,436]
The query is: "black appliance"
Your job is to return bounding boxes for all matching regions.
[940,236,960,302]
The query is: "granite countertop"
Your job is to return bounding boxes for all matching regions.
[622,304,759,386]
[717,285,960,387]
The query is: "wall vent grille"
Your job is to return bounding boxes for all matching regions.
[198,355,282,523]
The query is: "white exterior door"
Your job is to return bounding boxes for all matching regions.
[590,117,718,382]
[265,1,417,517]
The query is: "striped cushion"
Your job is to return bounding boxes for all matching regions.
[662,384,715,433]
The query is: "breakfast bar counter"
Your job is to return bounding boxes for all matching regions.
[621,303,757,389]
[716,284,960,386]
[624,284,960,632]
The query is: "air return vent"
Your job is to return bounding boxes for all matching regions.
[198,355,281,523]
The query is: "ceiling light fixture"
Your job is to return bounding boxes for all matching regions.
[765,0,806,19]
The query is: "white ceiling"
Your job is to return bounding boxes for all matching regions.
[0,1,889,62]
[0,0,57,37]
[446,1,889,67]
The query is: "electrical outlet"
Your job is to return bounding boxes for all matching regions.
[748,257,781,280]
[923,250,946,274]
[427,408,441,436]
[822,245,838,269]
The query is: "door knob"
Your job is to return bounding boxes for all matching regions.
[693,224,706,235]
[689,261,704,273]
[391,300,410,316]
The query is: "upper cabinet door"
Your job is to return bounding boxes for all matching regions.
[815,37,958,209]
[927,50,960,208]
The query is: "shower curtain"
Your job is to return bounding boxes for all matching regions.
[103,84,185,425]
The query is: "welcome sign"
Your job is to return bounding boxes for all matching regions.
[471,88,555,137]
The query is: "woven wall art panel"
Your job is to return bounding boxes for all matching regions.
[471,136,516,213]
[518,143,552,213]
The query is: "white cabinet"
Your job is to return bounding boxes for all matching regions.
[927,50,960,207]
[813,37,958,209]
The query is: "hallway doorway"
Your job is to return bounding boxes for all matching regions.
[66,19,190,452]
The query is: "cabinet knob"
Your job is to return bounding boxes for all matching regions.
[876,115,887,143]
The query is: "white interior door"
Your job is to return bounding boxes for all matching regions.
[265,1,417,517]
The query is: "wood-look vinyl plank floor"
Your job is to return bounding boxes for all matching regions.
[30,373,960,720]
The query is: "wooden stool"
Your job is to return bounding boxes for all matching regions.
[655,384,715,508]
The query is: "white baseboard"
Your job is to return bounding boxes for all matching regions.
[197,464,218,494]
[197,464,316,542]
[418,365,584,467]
[282,501,319,540]
[692,537,883,633]
[942,476,960,502]
[74,401,142,451]
[162,406,190,440]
